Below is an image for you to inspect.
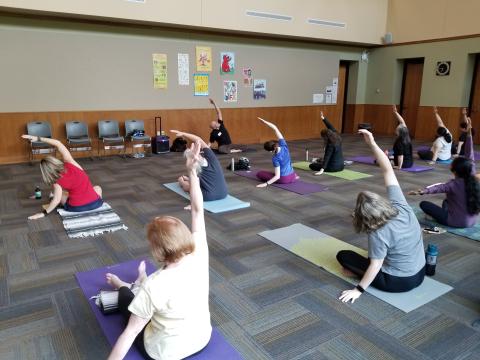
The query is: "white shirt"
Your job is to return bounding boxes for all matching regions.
[129,232,211,359]
[432,132,452,160]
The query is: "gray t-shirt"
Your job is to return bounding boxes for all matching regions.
[368,185,425,277]
[199,148,228,201]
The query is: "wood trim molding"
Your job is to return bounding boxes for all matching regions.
[372,33,480,48]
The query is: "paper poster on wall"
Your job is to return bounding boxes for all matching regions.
[326,94,332,104]
[223,80,237,102]
[243,68,253,87]
[253,79,267,100]
[177,53,189,86]
[196,46,212,72]
[220,52,235,74]
[193,73,209,96]
[313,94,324,104]
[152,53,167,89]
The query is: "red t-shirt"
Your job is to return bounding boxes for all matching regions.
[56,162,100,206]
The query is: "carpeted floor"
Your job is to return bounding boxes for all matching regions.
[0,135,479,359]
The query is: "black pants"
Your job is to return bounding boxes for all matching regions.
[118,287,154,360]
[417,149,433,160]
[420,199,449,226]
[336,250,425,292]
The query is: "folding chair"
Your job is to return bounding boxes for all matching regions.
[124,119,151,158]
[26,121,56,163]
[66,121,94,159]
[97,120,125,158]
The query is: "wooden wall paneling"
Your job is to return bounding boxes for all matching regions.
[363,104,397,135]
[343,104,365,134]
[415,106,462,141]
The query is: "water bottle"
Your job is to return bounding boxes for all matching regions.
[231,157,235,171]
[35,186,42,200]
[305,148,309,161]
[425,244,438,276]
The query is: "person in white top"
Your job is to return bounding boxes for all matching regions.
[106,141,212,360]
[417,106,452,164]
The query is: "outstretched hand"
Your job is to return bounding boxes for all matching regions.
[408,189,423,195]
[339,288,362,303]
[258,117,276,128]
[320,111,325,119]
[462,107,468,116]
[208,98,215,105]
[358,129,374,145]
[433,106,438,114]
[392,104,398,113]
[186,141,202,173]
[21,134,36,141]
[170,130,184,137]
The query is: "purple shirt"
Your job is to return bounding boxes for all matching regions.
[423,134,478,227]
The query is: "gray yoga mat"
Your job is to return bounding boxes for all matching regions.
[258,223,453,313]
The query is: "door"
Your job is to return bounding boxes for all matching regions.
[469,54,480,144]
[400,58,424,138]
[334,61,348,132]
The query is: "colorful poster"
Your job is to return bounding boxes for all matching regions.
[196,46,212,72]
[152,53,167,89]
[177,53,189,86]
[243,68,253,87]
[193,73,209,96]
[253,79,266,100]
[223,80,237,102]
[220,52,235,74]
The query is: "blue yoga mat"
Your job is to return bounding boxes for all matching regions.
[163,182,250,213]
[75,259,243,360]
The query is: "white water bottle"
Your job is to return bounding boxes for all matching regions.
[231,157,235,171]
[305,148,309,161]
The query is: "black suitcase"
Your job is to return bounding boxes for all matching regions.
[151,116,170,154]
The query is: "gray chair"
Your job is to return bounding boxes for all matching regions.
[97,120,125,157]
[66,121,93,158]
[26,121,56,162]
[125,119,151,157]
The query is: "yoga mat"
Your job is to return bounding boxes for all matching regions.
[163,182,250,213]
[57,202,128,238]
[234,169,328,195]
[258,223,453,313]
[345,156,375,165]
[413,207,480,241]
[75,259,243,360]
[292,162,372,180]
[401,165,434,173]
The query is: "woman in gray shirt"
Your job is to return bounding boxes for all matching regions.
[337,130,426,303]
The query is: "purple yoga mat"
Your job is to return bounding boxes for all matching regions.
[234,169,328,194]
[75,259,242,360]
[401,165,434,172]
[346,156,375,165]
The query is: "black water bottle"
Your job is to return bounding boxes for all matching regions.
[34,186,42,200]
[425,244,438,276]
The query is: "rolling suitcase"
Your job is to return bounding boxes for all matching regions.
[151,116,170,154]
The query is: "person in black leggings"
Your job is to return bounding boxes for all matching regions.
[337,130,425,303]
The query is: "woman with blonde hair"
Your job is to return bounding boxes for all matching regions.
[105,141,211,360]
[336,129,425,303]
[21,135,102,220]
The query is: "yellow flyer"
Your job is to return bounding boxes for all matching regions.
[152,53,167,89]
[193,73,209,96]
[196,46,212,72]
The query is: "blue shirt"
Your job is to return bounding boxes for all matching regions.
[272,138,294,177]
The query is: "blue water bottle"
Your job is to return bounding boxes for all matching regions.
[34,186,42,200]
[425,244,438,276]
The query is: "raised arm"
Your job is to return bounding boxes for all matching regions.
[392,105,406,127]
[21,135,75,164]
[186,141,205,234]
[258,117,284,140]
[358,129,398,187]
[321,111,336,132]
[433,106,446,128]
[209,98,223,121]
[170,130,209,149]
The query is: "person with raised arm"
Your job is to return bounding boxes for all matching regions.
[391,105,414,169]
[309,111,344,175]
[170,130,228,202]
[256,117,298,187]
[337,129,425,303]
[417,106,452,164]
[410,117,480,228]
[454,108,476,157]
[21,135,102,220]
[106,141,212,360]
[207,98,241,154]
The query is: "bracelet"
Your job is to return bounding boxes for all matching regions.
[355,284,365,293]
[42,209,48,215]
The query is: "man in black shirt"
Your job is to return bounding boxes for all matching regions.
[207,98,242,154]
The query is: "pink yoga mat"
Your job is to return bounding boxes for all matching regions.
[75,259,242,360]
[234,169,328,194]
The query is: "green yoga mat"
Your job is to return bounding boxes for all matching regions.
[292,162,372,181]
[413,207,480,241]
[258,223,452,313]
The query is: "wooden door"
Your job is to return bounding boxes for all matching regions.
[400,59,424,138]
[332,62,348,132]
[469,55,480,144]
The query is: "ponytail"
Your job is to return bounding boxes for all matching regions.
[452,157,480,214]
[437,127,452,143]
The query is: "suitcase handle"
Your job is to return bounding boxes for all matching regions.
[154,116,162,136]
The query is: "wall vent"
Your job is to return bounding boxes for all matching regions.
[307,18,346,28]
[245,10,293,22]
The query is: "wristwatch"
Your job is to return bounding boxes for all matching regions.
[355,284,365,293]
[42,209,48,215]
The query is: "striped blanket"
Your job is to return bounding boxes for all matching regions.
[57,203,128,238]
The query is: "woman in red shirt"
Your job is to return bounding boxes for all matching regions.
[22,135,103,220]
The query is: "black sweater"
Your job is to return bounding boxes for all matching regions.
[322,118,344,172]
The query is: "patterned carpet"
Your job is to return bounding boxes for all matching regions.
[0,135,479,360]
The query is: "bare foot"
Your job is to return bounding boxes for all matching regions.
[135,260,147,285]
[230,149,242,153]
[341,267,357,277]
[184,204,192,211]
[106,273,130,289]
